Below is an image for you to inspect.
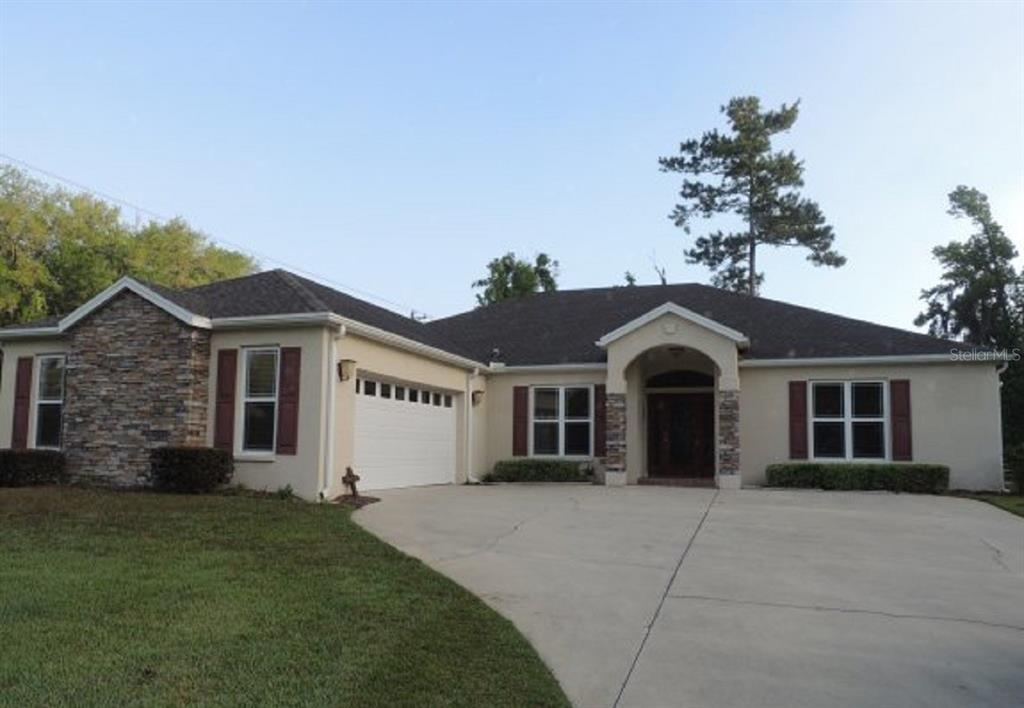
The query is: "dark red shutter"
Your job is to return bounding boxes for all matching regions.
[11,357,33,450]
[512,385,528,456]
[788,381,808,460]
[276,347,301,455]
[213,349,237,452]
[594,384,607,457]
[890,379,912,461]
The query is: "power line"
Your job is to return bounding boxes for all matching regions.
[0,152,430,319]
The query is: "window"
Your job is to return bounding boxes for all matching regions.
[433,392,442,406]
[421,389,431,405]
[363,380,377,396]
[531,386,592,456]
[380,383,391,399]
[811,381,887,460]
[35,355,65,449]
[395,386,405,401]
[409,389,418,403]
[243,348,278,452]
[443,394,452,408]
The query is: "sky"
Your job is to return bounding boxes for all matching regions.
[1,1,1021,330]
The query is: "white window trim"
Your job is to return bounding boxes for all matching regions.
[528,384,595,458]
[808,380,889,461]
[240,346,279,455]
[33,354,66,450]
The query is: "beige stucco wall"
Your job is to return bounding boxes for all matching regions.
[0,339,70,449]
[208,327,330,500]
[740,362,1004,490]
[483,370,607,472]
[328,333,479,497]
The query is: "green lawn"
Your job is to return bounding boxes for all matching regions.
[0,487,569,707]
[970,493,1024,519]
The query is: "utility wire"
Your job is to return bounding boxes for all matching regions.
[0,152,430,319]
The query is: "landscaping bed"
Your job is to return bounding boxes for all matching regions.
[0,487,568,707]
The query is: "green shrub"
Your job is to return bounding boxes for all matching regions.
[765,462,949,494]
[484,459,593,483]
[0,450,66,487]
[150,447,233,494]
[1005,444,1024,495]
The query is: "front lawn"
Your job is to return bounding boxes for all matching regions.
[0,487,568,707]
[969,493,1024,519]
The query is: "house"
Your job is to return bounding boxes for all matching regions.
[0,269,1006,498]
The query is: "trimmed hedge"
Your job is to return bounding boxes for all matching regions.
[150,447,233,494]
[765,462,949,494]
[0,450,67,487]
[1005,443,1024,495]
[484,459,593,483]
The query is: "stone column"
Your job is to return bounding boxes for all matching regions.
[604,393,627,486]
[716,389,741,489]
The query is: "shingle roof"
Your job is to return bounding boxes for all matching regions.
[424,283,956,364]
[2,271,956,364]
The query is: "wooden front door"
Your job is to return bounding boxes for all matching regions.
[646,393,715,478]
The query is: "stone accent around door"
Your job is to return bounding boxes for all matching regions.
[605,393,627,474]
[62,291,211,485]
[717,389,740,478]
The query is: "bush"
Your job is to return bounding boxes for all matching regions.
[484,459,593,483]
[1005,443,1024,495]
[150,447,233,494]
[0,449,66,487]
[765,462,949,494]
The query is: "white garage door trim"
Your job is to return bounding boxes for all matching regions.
[354,382,456,491]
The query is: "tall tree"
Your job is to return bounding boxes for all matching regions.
[915,186,1022,346]
[472,252,558,306]
[659,96,844,295]
[915,186,1023,448]
[0,165,258,326]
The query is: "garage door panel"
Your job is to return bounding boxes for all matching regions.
[354,393,456,491]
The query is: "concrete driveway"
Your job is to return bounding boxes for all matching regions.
[355,486,1024,708]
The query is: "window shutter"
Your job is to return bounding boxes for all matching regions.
[594,384,607,457]
[276,347,301,455]
[788,381,808,459]
[890,379,912,461]
[213,349,238,452]
[512,386,528,456]
[11,357,33,450]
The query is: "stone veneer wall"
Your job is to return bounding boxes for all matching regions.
[717,390,740,476]
[605,393,627,473]
[62,291,211,485]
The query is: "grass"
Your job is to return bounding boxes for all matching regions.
[0,487,569,707]
[968,493,1024,519]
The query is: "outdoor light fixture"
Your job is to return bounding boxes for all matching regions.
[472,390,485,406]
[337,359,356,382]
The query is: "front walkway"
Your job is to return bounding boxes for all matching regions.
[355,486,1024,708]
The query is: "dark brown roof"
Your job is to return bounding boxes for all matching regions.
[3,271,955,364]
[425,283,956,364]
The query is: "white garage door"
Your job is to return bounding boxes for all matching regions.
[354,381,457,491]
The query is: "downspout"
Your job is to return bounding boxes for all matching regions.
[319,324,345,501]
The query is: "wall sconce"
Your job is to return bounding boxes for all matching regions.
[337,359,357,382]
[471,390,485,406]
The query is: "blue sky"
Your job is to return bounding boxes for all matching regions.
[1,1,1021,329]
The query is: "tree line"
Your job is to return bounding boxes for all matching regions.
[0,165,257,328]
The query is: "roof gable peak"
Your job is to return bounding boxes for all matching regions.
[595,301,749,348]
